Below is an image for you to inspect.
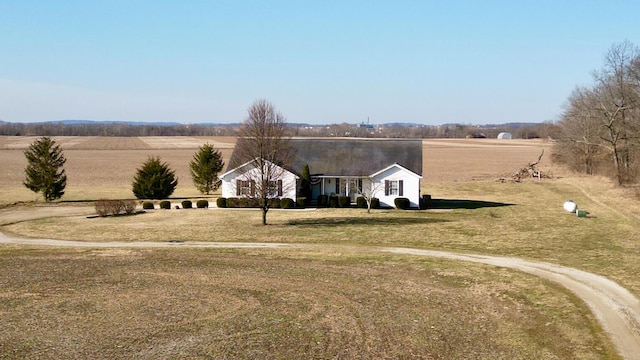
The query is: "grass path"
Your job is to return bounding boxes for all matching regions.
[2,231,639,359]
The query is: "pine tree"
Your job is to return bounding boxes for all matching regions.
[189,143,224,194]
[300,163,312,204]
[23,137,67,202]
[132,156,178,199]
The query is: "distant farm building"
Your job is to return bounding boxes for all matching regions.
[497,132,513,139]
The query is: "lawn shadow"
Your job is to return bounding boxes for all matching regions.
[287,217,449,227]
[429,199,514,210]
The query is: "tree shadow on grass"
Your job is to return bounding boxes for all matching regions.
[287,217,450,227]
[429,199,514,210]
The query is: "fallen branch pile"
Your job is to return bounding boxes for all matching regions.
[512,150,545,182]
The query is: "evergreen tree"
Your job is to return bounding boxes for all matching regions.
[189,143,224,194]
[23,137,67,202]
[300,163,312,204]
[132,156,178,199]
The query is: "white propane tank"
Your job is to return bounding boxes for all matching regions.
[563,200,578,213]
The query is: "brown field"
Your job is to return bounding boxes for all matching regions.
[0,136,237,203]
[1,136,635,358]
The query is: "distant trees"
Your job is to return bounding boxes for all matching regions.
[23,137,67,201]
[190,143,224,194]
[1,119,553,140]
[554,40,640,184]
[132,156,178,199]
[234,99,294,225]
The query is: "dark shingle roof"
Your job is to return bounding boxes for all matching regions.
[228,138,422,177]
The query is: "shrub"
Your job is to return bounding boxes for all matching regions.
[371,197,380,209]
[269,198,281,209]
[216,197,227,208]
[96,199,138,216]
[420,194,431,210]
[123,200,137,214]
[329,194,339,208]
[394,197,411,210]
[318,194,328,207]
[132,156,178,199]
[159,200,171,209]
[108,200,123,216]
[142,201,155,210]
[95,199,110,217]
[226,197,239,208]
[296,197,306,208]
[281,198,295,209]
[318,194,329,207]
[181,200,193,209]
[356,196,367,208]
[338,196,351,208]
[196,199,209,208]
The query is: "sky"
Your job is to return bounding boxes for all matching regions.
[1,1,639,125]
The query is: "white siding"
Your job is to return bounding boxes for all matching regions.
[220,163,298,200]
[371,166,421,208]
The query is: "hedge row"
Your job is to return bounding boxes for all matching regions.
[141,199,209,210]
[320,195,381,209]
[95,199,137,217]
[133,196,412,212]
[216,197,300,209]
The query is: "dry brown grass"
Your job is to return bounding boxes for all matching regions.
[0,247,617,359]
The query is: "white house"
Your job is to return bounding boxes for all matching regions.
[219,159,298,200]
[221,139,423,208]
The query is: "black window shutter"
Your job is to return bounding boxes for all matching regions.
[250,180,255,197]
[236,180,241,196]
[399,180,404,196]
[385,180,390,196]
[278,180,283,196]
[336,178,340,194]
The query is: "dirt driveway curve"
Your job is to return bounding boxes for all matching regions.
[1,231,639,359]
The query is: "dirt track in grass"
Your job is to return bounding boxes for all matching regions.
[1,230,639,359]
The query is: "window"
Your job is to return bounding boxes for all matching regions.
[236,180,254,196]
[384,180,403,196]
[267,180,283,197]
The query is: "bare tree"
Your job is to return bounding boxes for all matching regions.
[555,87,606,175]
[356,178,384,213]
[592,41,640,183]
[234,99,294,225]
[555,41,640,184]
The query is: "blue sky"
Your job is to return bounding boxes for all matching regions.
[1,1,639,125]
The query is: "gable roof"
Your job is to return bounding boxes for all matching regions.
[369,163,422,179]
[227,138,423,177]
[219,158,298,179]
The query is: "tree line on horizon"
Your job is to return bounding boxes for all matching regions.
[0,119,552,139]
